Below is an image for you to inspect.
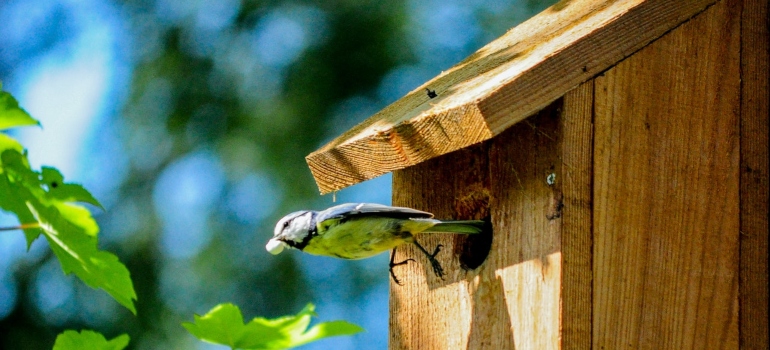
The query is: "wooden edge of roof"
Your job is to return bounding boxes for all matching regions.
[307,0,718,194]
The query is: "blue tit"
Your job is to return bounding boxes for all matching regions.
[266,203,485,284]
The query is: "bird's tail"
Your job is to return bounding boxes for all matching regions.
[423,220,485,234]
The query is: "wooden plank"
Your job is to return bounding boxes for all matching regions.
[487,105,563,350]
[592,1,741,348]
[389,142,495,350]
[308,0,718,194]
[739,0,769,347]
[389,94,594,349]
[560,81,594,349]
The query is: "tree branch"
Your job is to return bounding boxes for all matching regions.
[0,222,40,231]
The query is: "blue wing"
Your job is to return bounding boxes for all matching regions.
[316,203,433,223]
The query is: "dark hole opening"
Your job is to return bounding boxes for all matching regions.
[459,217,492,270]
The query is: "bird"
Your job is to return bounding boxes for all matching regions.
[266,203,485,284]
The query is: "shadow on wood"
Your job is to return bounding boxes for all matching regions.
[389,102,574,349]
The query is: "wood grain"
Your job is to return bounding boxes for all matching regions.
[308,0,718,194]
[739,0,769,348]
[592,1,741,348]
[389,93,594,349]
[488,105,564,350]
[560,81,594,349]
[390,142,494,350]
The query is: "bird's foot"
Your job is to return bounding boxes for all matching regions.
[389,248,414,285]
[426,244,445,279]
[413,241,445,280]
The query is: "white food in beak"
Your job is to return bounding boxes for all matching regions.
[266,238,285,255]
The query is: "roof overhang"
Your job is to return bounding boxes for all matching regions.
[307,0,717,194]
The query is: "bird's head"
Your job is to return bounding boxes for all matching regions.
[266,210,314,255]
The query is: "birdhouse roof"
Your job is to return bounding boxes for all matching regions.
[306,0,717,194]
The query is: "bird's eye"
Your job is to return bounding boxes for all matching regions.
[283,221,290,229]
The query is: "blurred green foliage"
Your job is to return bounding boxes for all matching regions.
[0,0,556,349]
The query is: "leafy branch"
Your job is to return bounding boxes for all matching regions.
[0,85,137,313]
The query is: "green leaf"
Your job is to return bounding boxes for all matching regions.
[42,167,104,209]
[288,320,366,348]
[0,90,39,130]
[2,148,40,188]
[183,303,364,350]
[53,202,99,237]
[0,92,135,314]
[183,304,278,349]
[0,133,23,153]
[1,149,136,312]
[0,160,43,246]
[26,199,137,314]
[0,91,136,314]
[53,330,129,350]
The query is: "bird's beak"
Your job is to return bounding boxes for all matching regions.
[266,238,286,255]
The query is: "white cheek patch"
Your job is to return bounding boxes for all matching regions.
[280,213,313,242]
[266,238,286,255]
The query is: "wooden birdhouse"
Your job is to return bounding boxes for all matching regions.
[306,0,768,348]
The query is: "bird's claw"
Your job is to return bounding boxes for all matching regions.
[413,242,445,280]
[431,244,443,257]
[427,244,445,279]
[392,242,447,283]
[389,249,414,285]
[390,258,415,268]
